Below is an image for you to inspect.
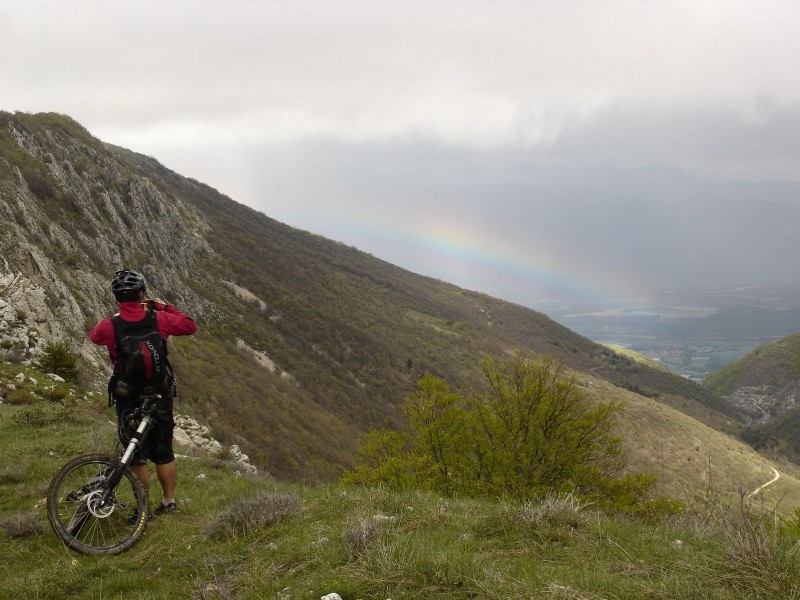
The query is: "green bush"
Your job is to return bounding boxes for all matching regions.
[37,339,79,381]
[12,401,78,426]
[5,388,37,405]
[346,353,651,510]
[40,386,68,402]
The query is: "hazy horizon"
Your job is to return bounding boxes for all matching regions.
[3,0,800,310]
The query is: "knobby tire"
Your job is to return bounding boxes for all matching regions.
[47,453,148,555]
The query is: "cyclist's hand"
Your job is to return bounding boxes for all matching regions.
[145,299,168,311]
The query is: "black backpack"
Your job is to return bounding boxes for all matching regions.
[110,310,172,401]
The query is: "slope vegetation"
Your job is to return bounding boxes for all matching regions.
[704,332,800,424]
[2,364,800,599]
[1,111,739,482]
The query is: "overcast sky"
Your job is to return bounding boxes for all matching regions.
[3,0,800,308]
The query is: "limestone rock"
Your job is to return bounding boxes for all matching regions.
[173,414,257,473]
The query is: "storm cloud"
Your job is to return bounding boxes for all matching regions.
[3,0,800,306]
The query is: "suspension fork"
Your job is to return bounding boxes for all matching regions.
[100,414,154,506]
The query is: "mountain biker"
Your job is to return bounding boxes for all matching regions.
[89,269,197,515]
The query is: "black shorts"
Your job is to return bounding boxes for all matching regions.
[115,391,175,465]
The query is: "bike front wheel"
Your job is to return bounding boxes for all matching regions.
[47,453,148,555]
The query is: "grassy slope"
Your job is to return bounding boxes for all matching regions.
[1,112,745,485]
[703,333,800,465]
[703,332,800,397]
[588,375,800,506]
[3,363,800,599]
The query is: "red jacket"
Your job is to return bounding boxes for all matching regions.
[89,301,197,366]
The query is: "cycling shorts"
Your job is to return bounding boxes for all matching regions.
[115,390,176,465]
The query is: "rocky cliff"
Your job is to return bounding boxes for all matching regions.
[704,332,800,424]
[1,114,213,370]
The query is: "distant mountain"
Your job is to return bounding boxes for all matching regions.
[703,332,800,462]
[269,146,800,302]
[0,111,741,481]
[703,333,800,424]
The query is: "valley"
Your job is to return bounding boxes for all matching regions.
[538,283,800,381]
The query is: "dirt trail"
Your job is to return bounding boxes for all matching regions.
[750,466,780,496]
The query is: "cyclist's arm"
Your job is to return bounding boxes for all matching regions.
[155,306,198,337]
[88,317,115,347]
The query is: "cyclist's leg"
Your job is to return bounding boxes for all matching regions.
[155,460,176,503]
[146,392,177,507]
[130,462,150,490]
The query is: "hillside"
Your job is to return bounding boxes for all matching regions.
[1,111,741,484]
[2,363,800,599]
[704,332,800,424]
[703,332,800,464]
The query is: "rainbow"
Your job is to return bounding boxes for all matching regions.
[328,216,650,312]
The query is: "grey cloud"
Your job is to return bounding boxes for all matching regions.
[5,0,800,307]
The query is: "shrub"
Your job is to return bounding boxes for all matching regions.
[346,353,638,506]
[37,339,79,382]
[5,388,38,405]
[205,492,301,540]
[0,512,44,539]
[40,386,68,402]
[12,401,78,426]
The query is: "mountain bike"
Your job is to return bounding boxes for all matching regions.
[46,394,161,555]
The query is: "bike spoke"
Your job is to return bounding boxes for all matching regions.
[47,455,148,555]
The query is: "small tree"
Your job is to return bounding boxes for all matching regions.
[465,354,625,498]
[38,339,79,382]
[403,374,470,495]
[346,352,654,507]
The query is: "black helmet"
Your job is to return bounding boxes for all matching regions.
[111,270,146,295]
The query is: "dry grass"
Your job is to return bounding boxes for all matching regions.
[586,375,800,515]
[0,511,44,539]
[700,492,800,597]
[515,491,589,528]
[346,516,386,558]
[204,491,301,540]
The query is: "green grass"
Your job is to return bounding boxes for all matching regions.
[3,373,800,600]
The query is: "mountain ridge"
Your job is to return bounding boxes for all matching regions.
[0,111,743,482]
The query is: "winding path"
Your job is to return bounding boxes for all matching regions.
[750,466,780,496]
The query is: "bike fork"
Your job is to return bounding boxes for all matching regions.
[102,415,154,504]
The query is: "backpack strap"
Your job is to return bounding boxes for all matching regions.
[110,314,125,377]
[108,314,124,407]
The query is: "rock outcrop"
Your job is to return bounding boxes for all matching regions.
[174,415,257,474]
[1,114,214,371]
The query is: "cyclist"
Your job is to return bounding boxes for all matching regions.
[89,269,197,515]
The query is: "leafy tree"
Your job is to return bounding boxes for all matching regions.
[346,352,662,509]
[403,373,469,494]
[343,429,417,490]
[37,339,79,382]
[464,354,625,499]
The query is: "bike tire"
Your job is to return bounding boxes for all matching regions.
[47,453,149,555]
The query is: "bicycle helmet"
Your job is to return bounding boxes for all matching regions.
[111,270,146,295]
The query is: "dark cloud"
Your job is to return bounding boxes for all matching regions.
[5,0,800,306]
